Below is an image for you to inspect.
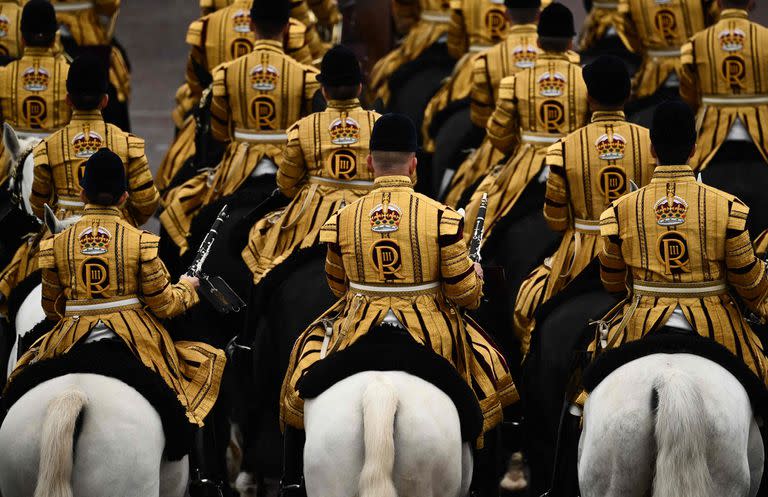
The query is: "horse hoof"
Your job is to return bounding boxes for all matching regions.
[499,451,528,492]
[235,471,259,496]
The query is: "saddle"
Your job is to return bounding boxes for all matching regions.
[297,326,484,442]
[2,339,194,460]
[582,331,768,419]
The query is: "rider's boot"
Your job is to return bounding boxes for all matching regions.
[470,427,502,497]
[189,424,230,497]
[541,402,582,497]
[279,426,307,497]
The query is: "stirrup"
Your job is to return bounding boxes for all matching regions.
[278,478,305,497]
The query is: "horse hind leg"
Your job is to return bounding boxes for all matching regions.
[747,417,764,497]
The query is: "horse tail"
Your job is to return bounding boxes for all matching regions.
[651,368,713,497]
[34,389,88,497]
[358,374,399,497]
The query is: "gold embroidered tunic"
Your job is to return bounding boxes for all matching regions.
[49,0,131,104]
[157,3,315,193]
[614,0,710,99]
[0,0,23,61]
[160,40,319,253]
[757,229,768,260]
[680,9,768,170]
[0,236,39,305]
[462,52,589,242]
[242,99,380,284]
[8,206,226,425]
[281,175,517,433]
[594,164,768,385]
[369,0,452,104]
[30,110,160,226]
[578,0,622,50]
[513,112,654,355]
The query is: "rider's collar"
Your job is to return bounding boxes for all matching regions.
[23,46,55,57]
[373,175,413,190]
[720,9,748,20]
[83,205,122,217]
[71,110,104,123]
[651,165,696,182]
[252,39,284,53]
[591,111,626,123]
[327,98,361,110]
[538,51,571,61]
[508,24,537,33]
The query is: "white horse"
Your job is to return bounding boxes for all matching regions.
[303,371,473,497]
[578,353,765,497]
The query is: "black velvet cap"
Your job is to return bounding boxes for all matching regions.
[250,0,291,25]
[317,45,363,86]
[505,0,542,9]
[80,149,127,199]
[67,54,109,95]
[21,0,57,37]
[537,3,575,38]
[370,114,418,153]
[583,55,631,106]
[650,101,696,148]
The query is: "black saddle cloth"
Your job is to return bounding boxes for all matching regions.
[582,331,768,419]
[297,327,484,442]
[2,339,193,460]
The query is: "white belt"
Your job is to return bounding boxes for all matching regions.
[592,1,619,8]
[349,281,440,294]
[633,281,727,296]
[647,48,681,57]
[420,10,451,23]
[702,95,768,106]
[521,132,563,144]
[53,2,94,12]
[573,219,602,232]
[66,297,141,313]
[15,130,51,140]
[233,130,288,143]
[58,198,85,207]
[309,175,375,187]
[469,44,490,53]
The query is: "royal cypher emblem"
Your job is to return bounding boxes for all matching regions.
[250,64,279,91]
[329,116,360,145]
[72,127,104,158]
[538,71,566,97]
[79,227,111,255]
[513,45,537,69]
[595,131,627,160]
[654,194,688,226]
[370,202,402,233]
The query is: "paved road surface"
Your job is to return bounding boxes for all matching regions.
[116,0,768,232]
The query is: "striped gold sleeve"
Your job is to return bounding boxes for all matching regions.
[30,141,53,221]
[210,64,231,143]
[439,209,482,309]
[447,1,467,60]
[725,201,768,311]
[486,75,520,154]
[285,19,313,65]
[598,205,627,294]
[320,213,346,297]
[277,122,306,198]
[38,238,61,320]
[139,233,199,318]
[679,41,699,111]
[543,141,569,232]
[614,0,641,54]
[184,19,209,98]
[125,134,160,225]
[470,54,492,128]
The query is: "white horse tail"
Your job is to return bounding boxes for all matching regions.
[358,374,399,497]
[652,368,713,497]
[34,389,88,497]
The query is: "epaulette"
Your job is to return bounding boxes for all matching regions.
[286,18,308,51]
[319,212,339,244]
[139,232,161,261]
[186,19,205,47]
[37,237,55,269]
[497,75,516,101]
[728,197,749,232]
[545,140,564,168]
[439,207,464,238]
[126,134,146,160]
[599,205,619,237]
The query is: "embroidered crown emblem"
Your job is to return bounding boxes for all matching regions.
[250,64,279,91]
[79,227,111,255]
[0,15,10,38]
[72,126,104,158]
[329,116,360,145]
[654,194,688,226]
[22,64,49,92]
[232,9,251,33]
[719,28,746,52]
[595,132,627,160]
[370,202,402,233]
[538,71,566,97]
[512,45,537,68]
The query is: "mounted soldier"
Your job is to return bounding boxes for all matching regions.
[242,45,380,285]
[547,101,768,497]
[0,0,70,182]
[47,0,132,130]
[7,148,226,428]
[280,113,517,496]
[461,2,588,243]
[513,56,654,356]
[614,0,714,102]
[160,0,320,255]
[0,0,24,65]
